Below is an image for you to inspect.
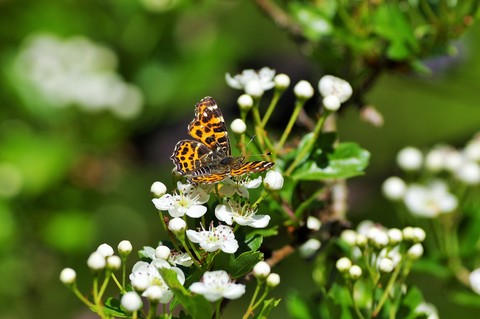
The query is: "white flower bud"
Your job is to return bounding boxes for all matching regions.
[367,228,389,248]
[263,170,284,190]
[168,217,186,233]
[306,216,321,231]
[293,80,314,100]
[299,238,321,258]
[340,230,358,246]
[230,118,246,134]
[60,268,76,285]
[245,79,264,98]
[349,265,362,280]
[143,285,164,302]
[456,161,480,185]
[355,234,367,247]
[465,140,480,162]
[150,181,167,197]
[121,291,143,312]
[412,227,426,243]
[407,243,424,260]
[266,273,281,287]
[382,176,407,200]
[397,147,423,171]
[118,240,133,256]
[387,228,403,245]
[253,261,271,278]
[237,94,254,111]
[318,75,352,102]
[87,251,106,271]
[336,257,352,272]
[445,150,464,172]
[402,227,415,241]
[97,243,114,257]
[378,258,395,273]
[469,268,480,295]
[107,255,122,270]
[274,73,290,89]
[425,149,445,172]
[155,245,171,260]
[131,275,149,291]
[323,95,341,111]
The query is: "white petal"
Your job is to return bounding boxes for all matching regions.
[221,239,239,254]
[186,230,202,243]
[247,214,270,228]
[225,73,243,89]
[189,282,208,295]
[152,195,174,211]
[245,176,262,188]
[236,187,250,198]
[215,204,234,224]
[222,283,246,300]
[186,204,207,218]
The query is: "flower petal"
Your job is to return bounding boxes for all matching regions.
[215,204,233,225]
[222,283,246,300]
[186,204,207,218]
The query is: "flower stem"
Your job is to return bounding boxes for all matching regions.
[251,100,266,148]
[372,263,403,317]
[215,299,222,319]
[285,110,330,176]
[111,273,124,293]
[348,282,365,319]
[242,280,262,319]
[276,99,306,152]
[70,284,96,309]
[260,90,282,128]
[147,301,158,319]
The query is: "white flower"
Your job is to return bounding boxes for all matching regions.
[230,118,246,134]
[340,230,358,246]
[387,228,403,245]
[415,302,439,319]
[318,75,352,103]
[97,243,114,257]
[118,240,133,255]
[366,227,389,248]
[186,224,239,254]
[168,217,187,233]
[155,245,171,260]
[336,257,352,272]
[465,139,480,162]
[237,94,254,111]
[274,73,290,89]
[404,181,457,218]
[87,251,106,271]
[382,176,407,200]
[469,268,480,295]
[456,161,480,185]
[226,67,275,92]
[299,238,321,258]
[444,148,464,172]
[322,95,341,111]
[152,182,209,218]
[169,252,194,267]
[266,273,280,287]
[425,146,448,171]
[189,270,246,302]
[378,258,395,273]
[121,291,143,312]
[253,261,271,278]
[220,176,262,198]
[263,170,284,190]
[107,256,122,270]
[215,200,270,228]
[397,147,423,171]
[245,80,265,98]
[349,265,362,279]
[293,80,314,100]
[60,268,76,284]
[151,181,167,197]
[407,243,424,260]
[143,285,165,302]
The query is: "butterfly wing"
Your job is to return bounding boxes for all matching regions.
[230,161,275,177]
[187,96,231,157]
[171,139,217,175]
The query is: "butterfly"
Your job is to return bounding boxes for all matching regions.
[170,96,274,184]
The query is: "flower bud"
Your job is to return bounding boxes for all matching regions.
[340,230,357,246]
[425,149,445,172]
[465,140,480,162]
[294,80,314,100]
[131,275,149,291]
[263,170,284,190]
[306,216,321,231]
[274,73,290,89]
[407,243,424,260]
[97,243,114,257]
[237,94,254,111]
[318,75,352,102]
[378,258,395,273]
[230,118,246,134]
[121,291,143,312]
[87,251,106,271]
[412,227,426,243]
[266,273,281,287]
[387,228,403,245]
[245,80,264,98]
[253,261,271,278]
[118,240,133,256]
[299,238,321,258]
[60,268,76,285]
[402,226,415,241]
[367,228,388,248]
[469,268,480,295]
[456,161,480,185]
[143,285,163,302]
[336,257,352,272]
[107,255,122,270]
[323,95,341,111]
[168,217,186,233]
[349,265,362,280]
[397,147,423,171]
[355,234,367,247]
[382,176,407,200]
[155,245,171,260]
[151,181,167,197]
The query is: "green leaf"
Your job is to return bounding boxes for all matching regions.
[292,142,370,180]
[289,3,333,41]
[245,233,263,251]
[212,251,263,279]
[450,290,480,307]
[398,286,425,319]
[253,298,282,319]
[286,291,313,319]
[159,268,212,319]
[102,298,129,318]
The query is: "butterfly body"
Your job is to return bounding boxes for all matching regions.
[171,96,274,184]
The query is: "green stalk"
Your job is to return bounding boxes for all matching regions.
[260,90,282,128]
[276,99,306,152]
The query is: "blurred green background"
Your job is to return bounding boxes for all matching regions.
[1,0,480,318]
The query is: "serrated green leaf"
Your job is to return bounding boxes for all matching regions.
[159,268,212,319]
[230,251,263,278]
[292,143,370,180]
[245,234,263,251]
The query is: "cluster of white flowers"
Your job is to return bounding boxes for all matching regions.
[337,221,425,279]
[226,67,352,111]
[13,33,143,119]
